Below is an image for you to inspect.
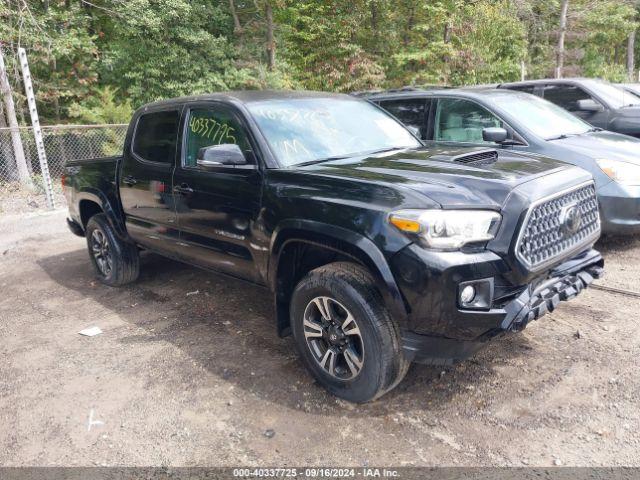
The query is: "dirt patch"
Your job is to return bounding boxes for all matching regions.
[0,211,638,466]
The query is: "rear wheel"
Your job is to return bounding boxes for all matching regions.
[290,262,409,403]
[85,214,139,286]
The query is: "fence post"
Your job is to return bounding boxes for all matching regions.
[0,47,32,186]
[18,48,55,209]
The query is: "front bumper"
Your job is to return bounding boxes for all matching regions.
[598,182,640,234]
[392,245,604,365]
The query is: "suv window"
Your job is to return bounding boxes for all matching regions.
[542,85,597,112]
[132,110,180,163]
[434,98,501,143]
[378,99,426,138]
[184,107,252,167]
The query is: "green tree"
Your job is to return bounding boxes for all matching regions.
[1,0,100,122]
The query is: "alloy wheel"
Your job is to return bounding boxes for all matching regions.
[90,228,112,277]
[302,296,365,380]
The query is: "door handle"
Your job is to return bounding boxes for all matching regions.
[173,183,194,195]
[122,175,138,186]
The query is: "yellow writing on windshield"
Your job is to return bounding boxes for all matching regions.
[189,116,237,145]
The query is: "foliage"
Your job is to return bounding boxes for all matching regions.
[1,0,638,124]
[68,86,133,124]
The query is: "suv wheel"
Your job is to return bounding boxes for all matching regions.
[85,213,139,286]
[290,262,409,403]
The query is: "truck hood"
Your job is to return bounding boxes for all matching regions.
[552,130,640,163]
[296,147,569,208]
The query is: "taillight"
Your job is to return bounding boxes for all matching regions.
[61,173,66,188]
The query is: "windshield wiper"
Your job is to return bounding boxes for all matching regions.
[369,146,410,155]
[294,146,411,167]
[294,155,351,167]
[546,134,570,141]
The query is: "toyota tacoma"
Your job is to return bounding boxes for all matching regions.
[63,91,604,402]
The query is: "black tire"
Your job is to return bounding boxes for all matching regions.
[290,262,409,403]
[85,213,139,287]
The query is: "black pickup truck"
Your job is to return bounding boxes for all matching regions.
[64,91,604,402]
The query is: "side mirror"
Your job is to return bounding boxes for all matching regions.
[482,127,508,143]
[197,144,247,167]
[576,99,604,112]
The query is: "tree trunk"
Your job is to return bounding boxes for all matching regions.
[228,0,242,35]
[0,48,32,185]
[555,0,569,79]
[403,5,415,47]
[628,30,636,82]
[265,2,276,71]
[370,1,379,51]
[0,99,18,182]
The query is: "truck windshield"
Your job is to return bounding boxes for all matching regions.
[489,93,592,140]
[247,98,421,167]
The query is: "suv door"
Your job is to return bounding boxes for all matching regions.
[542,84,609,128]
[428,97,504,147]
[119,108,181,254]
[172,103,263,283]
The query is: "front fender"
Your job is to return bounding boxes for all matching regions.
[269,219,408,324]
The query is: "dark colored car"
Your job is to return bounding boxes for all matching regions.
[365,87,640,234]
[498,78,640,138]
[63,91,604,402]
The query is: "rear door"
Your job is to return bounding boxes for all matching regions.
[119,108,182,254]
[171,102,263,283]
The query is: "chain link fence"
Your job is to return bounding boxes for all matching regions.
[0,124,127,214]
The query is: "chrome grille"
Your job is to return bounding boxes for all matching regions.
[516,182,600,271]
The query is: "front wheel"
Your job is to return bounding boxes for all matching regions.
[290,262,409,403]
[85,213,139,287]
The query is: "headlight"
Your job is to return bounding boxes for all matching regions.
[596,159,640,186]
[388,209,501,249]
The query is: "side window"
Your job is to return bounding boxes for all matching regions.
[542,85,596,112]
[184,107,252,167]
[132,110,180,163]
[433,98,501,143]
[378,99,426,138]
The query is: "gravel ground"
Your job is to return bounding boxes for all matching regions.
[1,210,639,467]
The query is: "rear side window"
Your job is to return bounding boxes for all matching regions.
[378,99,427,138]
[542,85,594,112]
[132,110,180,163]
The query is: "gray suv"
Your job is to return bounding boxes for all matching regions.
[362,87,640,234]
[499,78,640,138]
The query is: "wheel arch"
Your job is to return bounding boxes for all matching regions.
[76,189,129,241]
[269,220,408,337]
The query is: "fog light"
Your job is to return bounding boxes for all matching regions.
[460,285,476,304]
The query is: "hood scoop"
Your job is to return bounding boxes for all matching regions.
[452,149,498,166]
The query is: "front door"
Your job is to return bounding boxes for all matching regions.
[172,103,263,283]
[542,84,610,129]
[119,108,181,254]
